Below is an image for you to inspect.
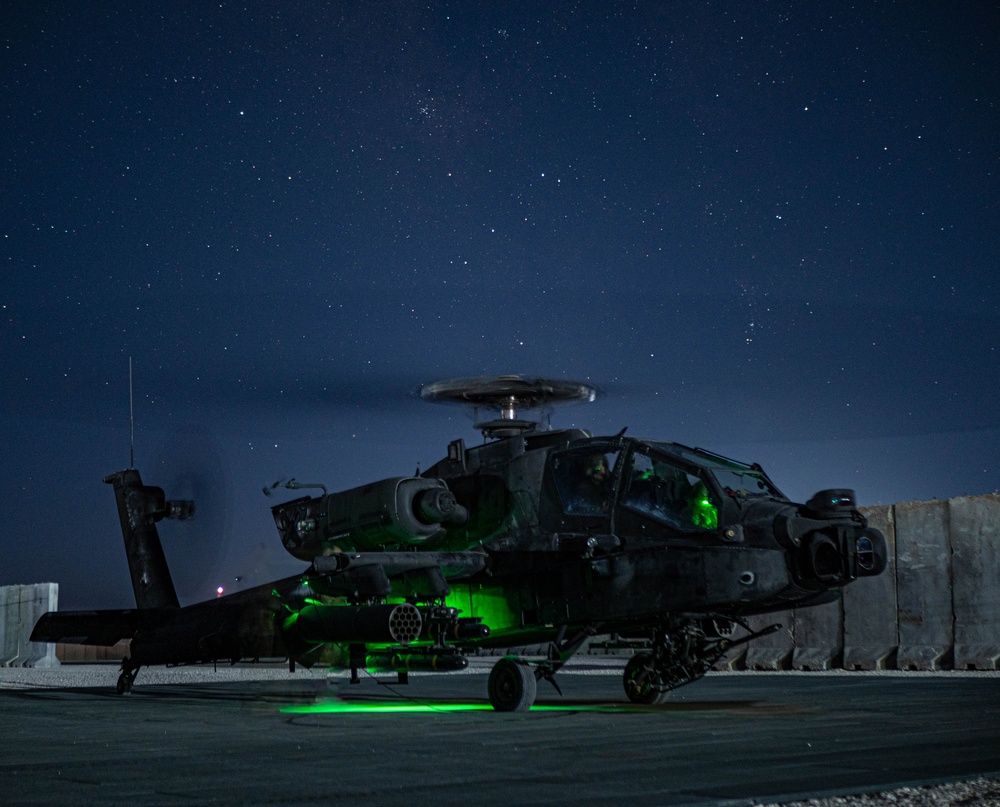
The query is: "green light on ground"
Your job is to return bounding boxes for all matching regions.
[280,701,630,715]
[281,701,489,714]
[281,701,493,715]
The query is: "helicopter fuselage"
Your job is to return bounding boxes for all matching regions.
[272,428,885,650]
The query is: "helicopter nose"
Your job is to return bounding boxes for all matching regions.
[795,523,887,586]
[774,499,888,587]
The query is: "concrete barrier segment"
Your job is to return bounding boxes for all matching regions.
[792,595,842,670]
[21,583,60,668]
[844,505,898,669]
[744,611,793,670]
[712,628,748,671]
[0,586,13,666]
[950,493,1000,670]
[895,499,953,670]
[1,584,61,668]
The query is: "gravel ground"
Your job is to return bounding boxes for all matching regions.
[0,662,307,689]
[757,777,1000,806]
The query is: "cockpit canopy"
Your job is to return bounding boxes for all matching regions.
[641,442,784,501]
[547,439,786,534]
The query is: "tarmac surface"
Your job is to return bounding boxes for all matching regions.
[2,660,999,806]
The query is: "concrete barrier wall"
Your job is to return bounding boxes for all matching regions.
[737,493,999,671]
[0,583,60,668]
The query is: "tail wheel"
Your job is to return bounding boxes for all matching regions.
[488,657,537,712]
[116,673,133,695]
[623,652,668,705]
[117,657,136,695]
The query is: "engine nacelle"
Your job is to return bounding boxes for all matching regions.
[272,476,469,559]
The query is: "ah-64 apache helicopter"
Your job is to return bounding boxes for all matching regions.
[32,375,886,710]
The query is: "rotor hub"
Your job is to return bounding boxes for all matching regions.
[419,375,598,438]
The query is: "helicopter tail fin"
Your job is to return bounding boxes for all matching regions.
[103,468,185,610]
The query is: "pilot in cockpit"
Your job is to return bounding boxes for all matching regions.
[573,453,612,514]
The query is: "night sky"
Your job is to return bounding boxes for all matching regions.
[3,2,998,609]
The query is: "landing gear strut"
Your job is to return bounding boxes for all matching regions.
[487,626,597,711]
[622,617,780,704]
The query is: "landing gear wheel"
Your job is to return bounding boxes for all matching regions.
[488,657,538,712]
[623,652,667,705]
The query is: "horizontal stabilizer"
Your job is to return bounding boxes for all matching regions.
[30,610,141,646]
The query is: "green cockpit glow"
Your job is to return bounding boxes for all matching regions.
[690,484,718,530]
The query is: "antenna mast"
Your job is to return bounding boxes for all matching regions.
[129,356,135,468]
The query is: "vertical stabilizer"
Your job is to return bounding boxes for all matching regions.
[104,469,186,609]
